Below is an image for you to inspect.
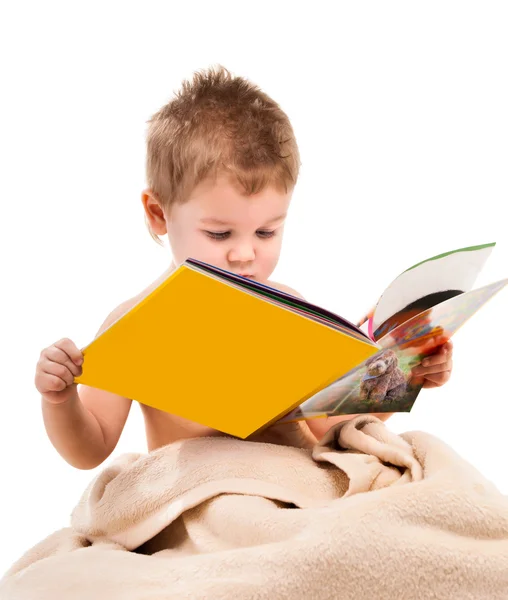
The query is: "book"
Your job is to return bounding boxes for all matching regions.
[75,243,507,438]
[280,242,506,424]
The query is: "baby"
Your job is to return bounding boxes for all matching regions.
[34,66,454,469]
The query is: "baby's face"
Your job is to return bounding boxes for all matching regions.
[164,174,292,282]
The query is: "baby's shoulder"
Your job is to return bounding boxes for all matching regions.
[98,274,303,333]
[268,280,304,300]
[99,267,176,334]
[97,297,139,336]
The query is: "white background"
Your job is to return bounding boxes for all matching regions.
[0,0,507,576]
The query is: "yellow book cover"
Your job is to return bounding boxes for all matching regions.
[74,260,377,438]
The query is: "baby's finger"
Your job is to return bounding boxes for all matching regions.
[38,374,68,393]
[428,336,452,354]
[44,346,82,377]
[439,340,454,355]
[423,370,452,386]
[421,340,453,365]
[420,354,443,368]
[54,338,83,366]
[41,359,75,387]
[421,379,440,389]
[413,358,453,376]
[421,352,449,368]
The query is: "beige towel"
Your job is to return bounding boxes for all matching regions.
[2,416,508,599]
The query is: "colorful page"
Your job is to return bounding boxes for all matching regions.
[280,278,508,423]
[358,243,496,341]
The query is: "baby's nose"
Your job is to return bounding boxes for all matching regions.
[228,243,255,263]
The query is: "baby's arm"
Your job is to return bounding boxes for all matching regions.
[37,300,135,470]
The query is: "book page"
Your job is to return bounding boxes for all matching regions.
[369,243,496,340]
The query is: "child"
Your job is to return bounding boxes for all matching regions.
[34,66,454,469]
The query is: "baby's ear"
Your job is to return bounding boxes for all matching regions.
[141,189,167,235]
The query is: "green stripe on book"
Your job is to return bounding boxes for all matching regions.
[403,242,496,273]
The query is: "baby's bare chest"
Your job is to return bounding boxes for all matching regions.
[140,403,229,450]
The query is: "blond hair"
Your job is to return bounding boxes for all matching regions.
[145,66,300,243]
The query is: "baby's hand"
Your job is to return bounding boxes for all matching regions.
[411,340,453,388]
[35,338,83,404]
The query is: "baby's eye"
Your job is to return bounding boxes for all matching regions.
[205,231,230,241]
[256,230,276,239]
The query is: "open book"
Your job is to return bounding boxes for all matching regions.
[281,242,506,424]
[75,243,507,438]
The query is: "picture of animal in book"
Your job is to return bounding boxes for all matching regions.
[359,349,406,403]
[296,347,420,418]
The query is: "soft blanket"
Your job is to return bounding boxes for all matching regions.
[2,416,508,600]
